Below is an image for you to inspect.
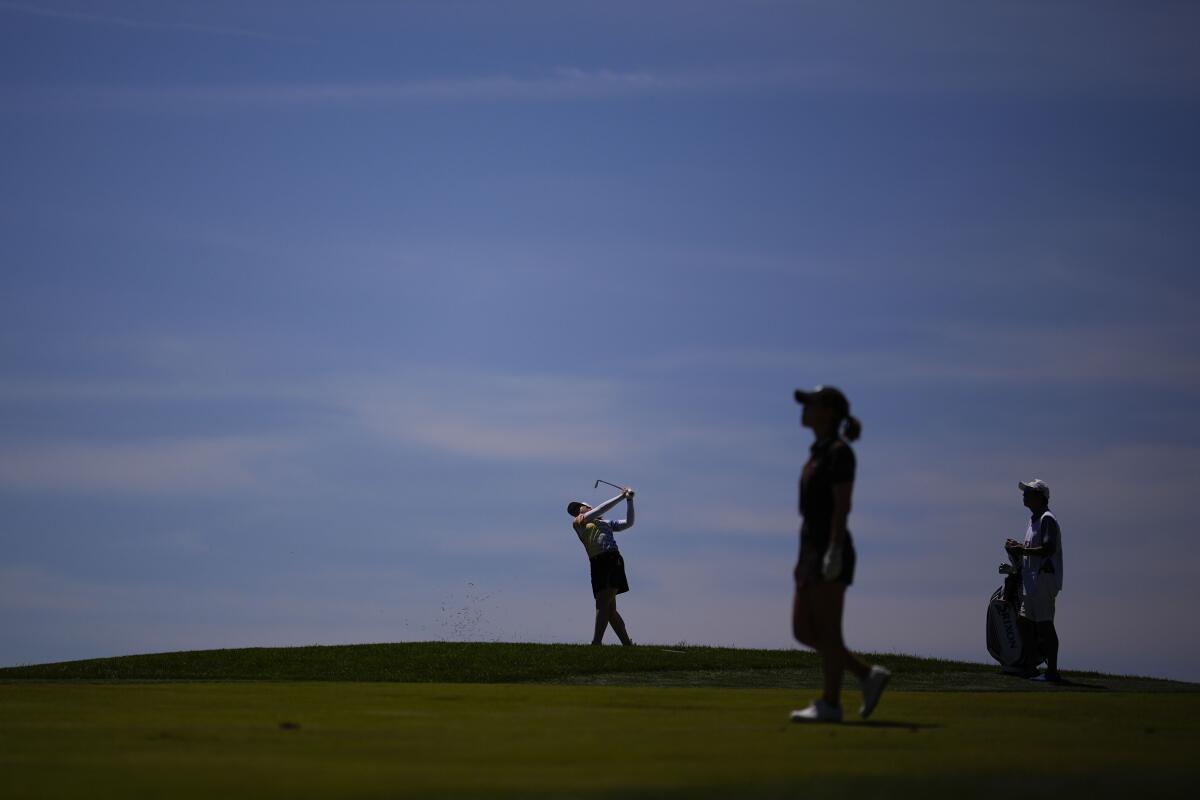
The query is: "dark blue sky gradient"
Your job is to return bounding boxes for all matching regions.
[2,1,1198,678]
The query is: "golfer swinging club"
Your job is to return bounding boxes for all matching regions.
[790,385,889,722]
[567,488,636,646]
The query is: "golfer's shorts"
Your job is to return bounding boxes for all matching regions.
[1020,579,1057,622]
[589,550,629,598]
[795,530,856,587]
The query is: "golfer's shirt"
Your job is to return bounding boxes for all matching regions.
[575,518,630,560]
[1021,511,1064,595]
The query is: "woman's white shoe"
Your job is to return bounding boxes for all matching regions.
[789,699,843,723]
[859,665,891,719]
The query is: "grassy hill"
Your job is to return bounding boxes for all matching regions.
[2,641,1193,692]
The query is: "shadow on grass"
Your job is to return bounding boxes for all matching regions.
[852,719,942,730]
[785,720,941,731]
[999,671,1110,691]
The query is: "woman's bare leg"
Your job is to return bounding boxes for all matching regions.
[608,598,633,645]
[792,585,821,649]
[810,582,869,706]
[592,589,616,645]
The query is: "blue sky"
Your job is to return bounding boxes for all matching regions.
[2,1,1199,680]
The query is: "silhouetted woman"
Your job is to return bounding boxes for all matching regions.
[790,385,889,722]
[567,489,636,646]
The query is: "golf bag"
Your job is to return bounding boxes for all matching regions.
[986,550,1041,672]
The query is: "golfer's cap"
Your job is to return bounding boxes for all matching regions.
[567,500,591,516]
[1018,479,1050,500]
[794,385,849,414]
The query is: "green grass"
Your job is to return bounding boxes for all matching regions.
[2,682,1197,799]
[1,641,1193,691]
[2,643,1197,799]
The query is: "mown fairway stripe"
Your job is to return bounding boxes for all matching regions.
[1,683,1196,799]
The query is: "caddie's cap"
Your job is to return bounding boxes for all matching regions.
[1018,479,1050,500]
[794,385,849,417]
[567,500,591,516]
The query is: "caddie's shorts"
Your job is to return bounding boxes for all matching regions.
[1020,578,1057,623]
[589,550,629,598]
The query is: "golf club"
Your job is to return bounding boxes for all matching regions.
[594,479,628,493]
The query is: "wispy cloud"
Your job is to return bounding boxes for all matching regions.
[0,435,297,494]
[5,2,1199,116]
[7,42,1199,116]
[0,359,661,472]
[0,1,293,41]
[9,65,816,113]
[638,318,1200,389]
[335,368,629,462]
[8,45,1198,115]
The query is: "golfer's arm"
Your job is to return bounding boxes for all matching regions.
[582,493,625,523]
[830,482,852,547]
[612,498,635,531]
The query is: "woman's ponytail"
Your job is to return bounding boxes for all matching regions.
[841,414,862,442]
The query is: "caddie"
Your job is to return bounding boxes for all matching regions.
[1005,478,1064,682]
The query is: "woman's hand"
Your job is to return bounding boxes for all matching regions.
[821,543,843,581]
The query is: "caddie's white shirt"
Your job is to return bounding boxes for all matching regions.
[1022,510,1064,595]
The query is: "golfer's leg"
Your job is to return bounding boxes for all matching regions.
[809,583,844,705]
[792,586,820,649]
[813,584,868,705]
[608,599,633,646]
[835,595,870,683]
[593,590,615,645]
[841,647,869,682]
[816,581,869,679]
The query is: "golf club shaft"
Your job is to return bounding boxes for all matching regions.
[595,479,626,492]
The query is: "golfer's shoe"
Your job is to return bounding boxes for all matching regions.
[858,664,891,719]
[1029,672,1062,683]
[789,699,842,724]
